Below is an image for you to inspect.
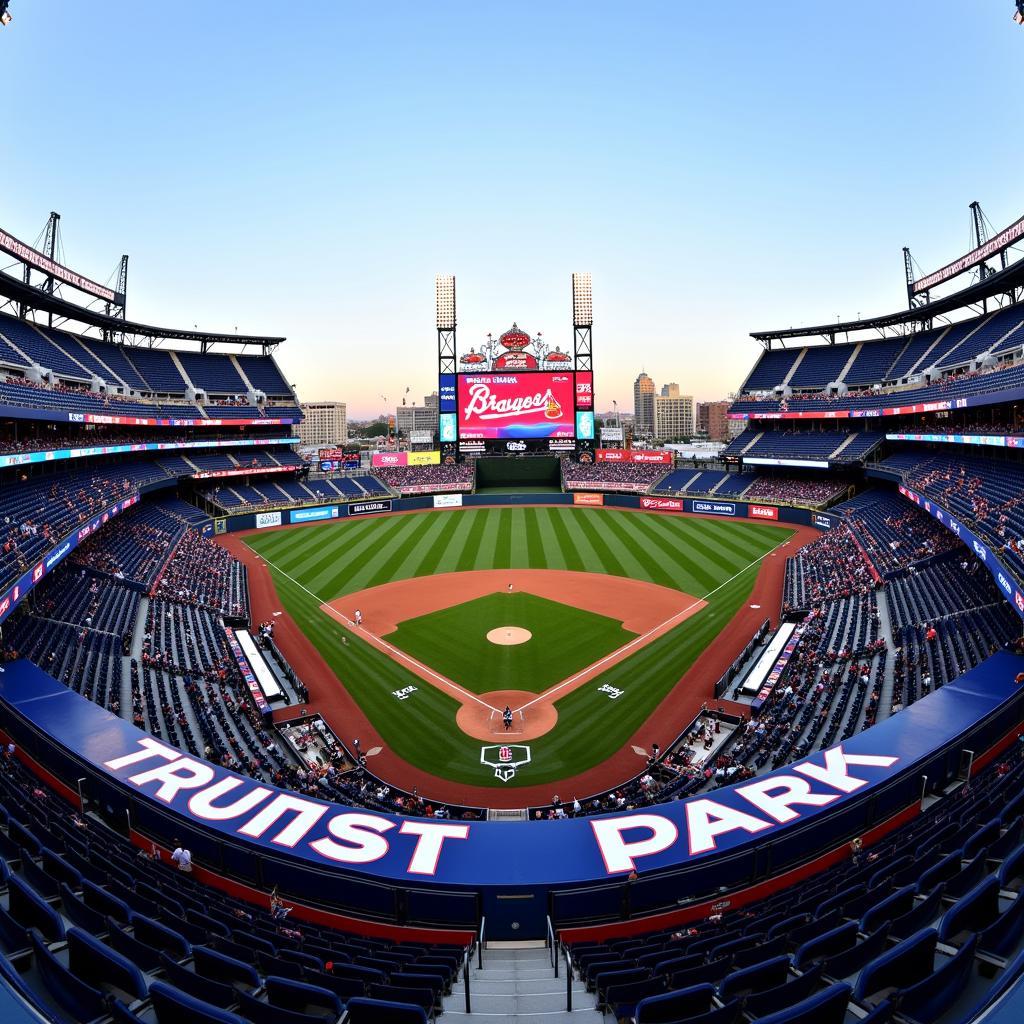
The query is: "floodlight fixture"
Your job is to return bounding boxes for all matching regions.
[0,1,11,27]
[572,272,593,328]
[436,274,456,331]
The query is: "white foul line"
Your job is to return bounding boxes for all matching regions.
[513,532,794,715]
[247,547,502,714]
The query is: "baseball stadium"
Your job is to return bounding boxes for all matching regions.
[3,5,1024,1024]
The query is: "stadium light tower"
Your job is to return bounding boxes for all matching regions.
[572,272,592,371]
[436,274,456,376]
[0,1,12,27]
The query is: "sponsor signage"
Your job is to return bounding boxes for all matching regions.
[573,492,605,506]
[596,449,673,465]
[640,496,683,511]
[439,374,458,412]
[898,485,1024,624]
[813,513,835,530]
[371,451,441,467]
[575,371,594,409]
[223,628,270,715]
[349,499,392,516]
[433,493,463,509]
[575,411,595,441]
[458,439,485,452]
[748,504,779,520]
[505,440,528,452]
[410,430,434,445]
[439,413,458,443]
[457,372,575,440]
[0,436,296,471]
[600,427,624,443]
[692,500,736,517]
[752,622,808,710]
[0,226,119,302]
[290,506,339,524]
[13,653,1020,887]
[913,214,1024,293]
[255,511,282,529]
[0,493,139,627]
[192,466,294,480]
[886,432,1024,450]
[548,438,577,452]
[744,457,830,470]
[73,413,298,428]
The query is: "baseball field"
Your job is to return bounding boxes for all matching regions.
[243,507,793,790]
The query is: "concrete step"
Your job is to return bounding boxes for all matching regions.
[465,977,588,995]
[483,948,551,962]
[450,991,594,1014]
[444,1014,602,1023]
[465,967,560,981]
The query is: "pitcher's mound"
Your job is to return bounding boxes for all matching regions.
[487,626,532,646]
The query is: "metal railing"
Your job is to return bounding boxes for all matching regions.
[461,943,472,1014]
[564,942,573,1011]
[546,914,557,975]
[477,916,485,970]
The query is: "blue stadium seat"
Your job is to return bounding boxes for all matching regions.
[6,876,64,942]
[997,839,1024,892]
[793,921,858,970]
[893,934,978,1024]
[741,963,823,1019]
[344,996,430,1024]
[264,975,345,1019]
[66,926,148,1004]
[236,988,336,1024]
[939,875,1000,944]
[159,952,239,1010]
[192,944,261,992]
[889,884,946,940]
[853,928,938,1005]
[821,924,891,981]
[978,885,1024,959]
[28,928,109,1024]
[635,982,716,1022]
[749,981,851,1024]
[860,884,916,934]
[149,980,247,1024]
[719,954,791,1001]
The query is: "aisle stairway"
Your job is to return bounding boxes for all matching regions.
[445,942,602,1023]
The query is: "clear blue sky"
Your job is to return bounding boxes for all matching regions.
[3,1,1022,418]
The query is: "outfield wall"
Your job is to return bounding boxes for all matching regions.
[2,655,1022,941]
[222,492,840,533]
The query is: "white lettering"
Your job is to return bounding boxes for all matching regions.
[104,738,179,771]
[735,775,838,823]
[188,778,274,820]
[128,757,216,803]
[591,813,678,873]
[238,794,328,848]
[686,798,773,855]
[399,821,471,875]
[794,746,898,794]
[310,812,395,864]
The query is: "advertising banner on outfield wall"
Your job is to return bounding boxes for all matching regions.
[690,500,736,517]
[349,500,392,516]
[748,504,779,520]
[573,493,605,506]
[600,428,624,443]
[813,513,836,530]
[255,512,283,529]
[899,485,1024,623]
[640,496,683,511]
[597,449,673,465]
[433,494,463,508]
[290,506,340,524]
[5,656,1021,889]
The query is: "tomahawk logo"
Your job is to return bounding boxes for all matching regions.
[480,744,532,782]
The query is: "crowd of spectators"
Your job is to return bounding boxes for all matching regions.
[783,524,878,613]
[743,476,845,506]
[562,459,668,491]
[154,527,248,618]
[371,462,475,494]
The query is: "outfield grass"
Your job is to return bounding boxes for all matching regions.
[246,507,791,788]
[384,591,637,696]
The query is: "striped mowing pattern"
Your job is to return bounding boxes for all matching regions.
[242,507,792,787]
[246,506,783,600]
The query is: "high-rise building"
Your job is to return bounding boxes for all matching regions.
[424,392,439,411]
[396,403,439,440]
[660,383,680,398]
[633,372,656,433]
[697,400,732,442]
[298,401,347,448]
[653,394,695,441]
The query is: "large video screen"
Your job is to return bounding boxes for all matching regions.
[457,372,576,440]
